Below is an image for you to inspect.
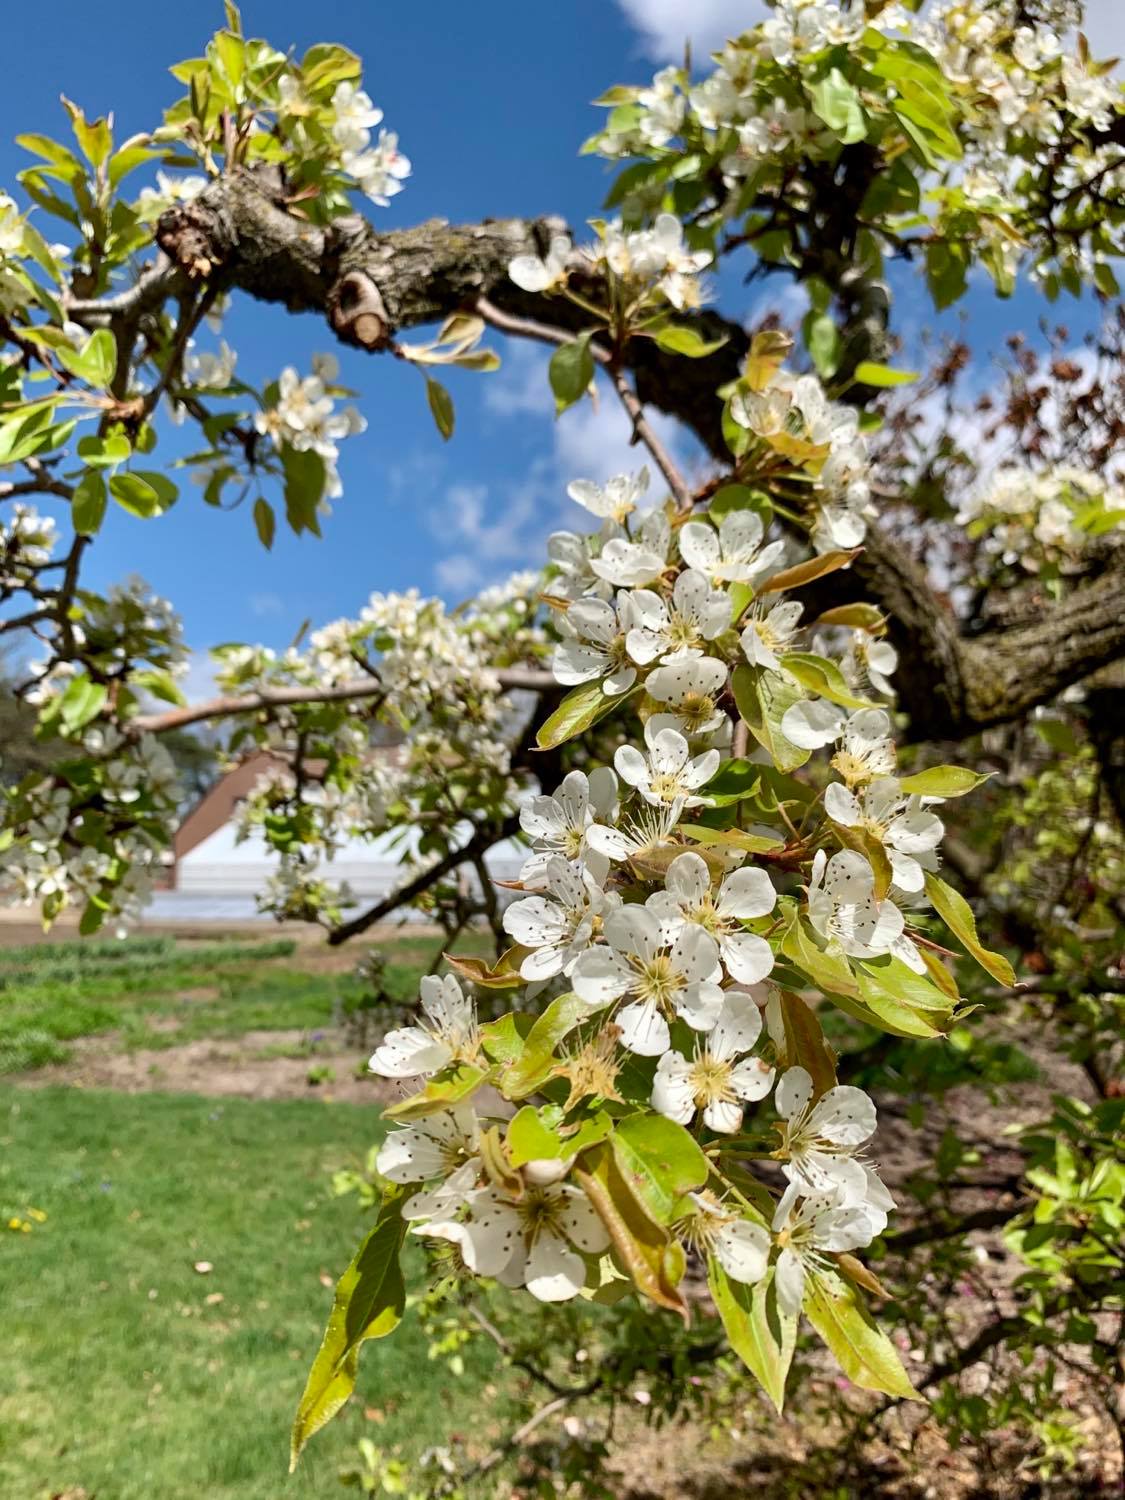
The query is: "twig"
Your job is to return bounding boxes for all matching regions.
[476,295,691,508]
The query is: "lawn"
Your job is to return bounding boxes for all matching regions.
[0,1086,507,1499]
[0,931,463,1073]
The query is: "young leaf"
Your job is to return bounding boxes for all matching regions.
[853,361,919,388]
[610,1113,709,1225]
[744,329,793,392]
[290,1193,408,1469]
[573,1144,688,1320]
[804,1270,921,1400]
[253,497,276,550]
[710,1264,797,1413]
[549,333,596,413]
[924,873,1016,986]
[502,992,588,1099]
[536,679,636,750]
[506,1106,564,1167]
[758,549,861,594]
[425,375,455,440]
[383,1061,487,1121]
[897,765,992,798]
[650,323,727,358]
[71,470,107,536]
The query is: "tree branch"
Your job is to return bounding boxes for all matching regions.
[67,169,1125,739]
[129,666,555,734]
[326,811,521,946]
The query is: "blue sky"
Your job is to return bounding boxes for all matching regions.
[2,0,1117,689]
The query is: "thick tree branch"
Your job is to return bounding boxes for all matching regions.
[70,169,1125,739]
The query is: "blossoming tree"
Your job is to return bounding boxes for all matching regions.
[0,0,1123,1484]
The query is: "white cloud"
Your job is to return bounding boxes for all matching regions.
[616,0,764,61]
[250,591,283,617]
[435,555,484,594]
[554,380,690,485]
[483,342,555,418]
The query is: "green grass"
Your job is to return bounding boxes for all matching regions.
[0,932,470,1074]
[0,1087,506,1499]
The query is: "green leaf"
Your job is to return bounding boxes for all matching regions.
[107,142,163,189]
[808,68,866,143]
[383,1062,487,1121]
[780,652,872,710]
[776,989,837,1097]
[804,1270,921,1400]
[853,361,919,388]
[549,334,596,413]
[282,446,326,536]
[77,432,132,469]
[897,765,991,798]
[290,1193,408,1469]
[710,1264,797,1413]
[109,471,177,518]
[650,323,727,358]
[253,497,276,550]
[502,992,587,1100]
[700,757,761,807]
[610,1113,709,1225]
[61,96,112,168]
[709,484,773,526]
[536,679,635,750]
[925,240,970,311]
[300,42,363,98]
[506,1106,563,1167]
[71,470,107,535]
[805,313,841,379]
[59,673,108,733]
[58,329,117,387]
[424,375,455,440]
[924,873,1016,986]
[574,1145,687,1319]
[731,665,809,774]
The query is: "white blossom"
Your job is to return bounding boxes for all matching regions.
[679,512,784,585]
[652,991,774,1132]
[613,721,718,810]
[518,768,619,888]
[625,569,729,665]
[771,1180,885,1316]
[648,851,776,984]
[824,778,944,893]
[571,904,724,1055]
[774,1065,876,1198]
[369,974,478,1078]
[503,855,618,980]
[741,600,803,672]
[509,234,572,294]
[417,1179,609,1302]
[645,654,728,738]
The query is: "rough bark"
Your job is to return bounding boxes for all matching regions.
[109,170,1125,739]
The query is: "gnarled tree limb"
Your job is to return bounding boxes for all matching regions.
[73,168,1125,740]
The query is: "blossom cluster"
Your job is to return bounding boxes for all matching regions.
[955,464,1125,576]
[253,354,366,503]
[509,213,712,313]
[589,0,1124,302]
[215,575,546,924]
[349,456,965,1374]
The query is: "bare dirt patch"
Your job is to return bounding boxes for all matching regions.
[13,1027,403,1105]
